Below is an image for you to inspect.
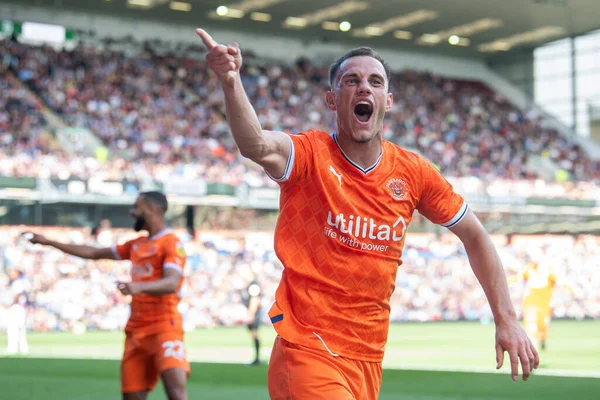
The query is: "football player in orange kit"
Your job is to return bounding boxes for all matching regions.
[195,29,539,399]
[26,191,189,400]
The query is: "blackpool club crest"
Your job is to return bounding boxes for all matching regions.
[386,178,408,200]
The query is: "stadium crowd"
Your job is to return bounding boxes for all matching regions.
[0,63,55,165]
[1,225,598,334]
[1,38,598,194]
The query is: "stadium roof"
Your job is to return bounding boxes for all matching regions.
[6,0,600,57]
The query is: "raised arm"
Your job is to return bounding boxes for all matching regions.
[26,232,116,260]
[195,29,291,179]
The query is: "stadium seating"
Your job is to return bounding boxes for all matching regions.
[0,62,60,177]
[1,38,598,190]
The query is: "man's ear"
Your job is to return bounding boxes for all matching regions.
[326,91,337,111]
[385,92,393,112]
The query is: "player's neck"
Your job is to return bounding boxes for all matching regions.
[336,131,383,169]
[146,220,168,238]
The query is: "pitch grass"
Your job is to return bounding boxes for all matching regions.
[1,358,599,400]
[1,320,599,399]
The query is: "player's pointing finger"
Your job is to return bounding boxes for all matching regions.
[196,28,218,50]
[228,42,240,54]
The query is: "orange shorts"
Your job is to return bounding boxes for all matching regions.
[268,336,382,400]
[121,330,190,393]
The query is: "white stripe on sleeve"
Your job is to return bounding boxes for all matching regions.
[441,202,469,229]
[265,135,295,182]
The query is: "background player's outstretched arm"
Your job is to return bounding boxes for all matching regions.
[24,232,116,260]
[449,210,540,381]
[556,279,579,297]
[117,268,181,296]
[195,28,291,179]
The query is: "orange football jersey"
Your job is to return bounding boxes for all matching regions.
[267,130,467,362]
[112,229,186,336]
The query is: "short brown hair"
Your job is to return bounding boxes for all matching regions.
[140,191,168,214]
[328,47,392,89]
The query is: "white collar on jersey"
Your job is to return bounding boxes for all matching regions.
[147,228,172,241]
[330,132,383,174]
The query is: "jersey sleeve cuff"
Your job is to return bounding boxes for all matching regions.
[265,134,294,182]
[111,246,121,260]
[164,263,183,274]
[440,202,469,229]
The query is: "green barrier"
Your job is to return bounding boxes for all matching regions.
[526,197,596,208]
[206,183,235,196]
[0,176,36,189]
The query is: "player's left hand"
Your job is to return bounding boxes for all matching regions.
[117,281,142,296]
[495,320,539,381]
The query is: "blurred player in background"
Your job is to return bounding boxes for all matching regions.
[196,28,538,400]
[4,266,30,355]
[5,293,29,355]
[243,279,263,366]
[510,251,577,351]
[25,191,189,400]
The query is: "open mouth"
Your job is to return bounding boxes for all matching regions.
[354,102,373,123]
